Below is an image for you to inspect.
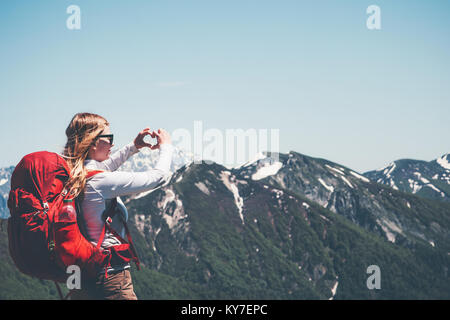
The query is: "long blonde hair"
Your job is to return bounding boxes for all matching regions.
[63,113,109,198]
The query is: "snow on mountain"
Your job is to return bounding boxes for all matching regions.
[251,161,283,181]
[119,145,194,174]
[436,153,450,170]
[231,150,450,247]
[0,166,14,219]
[349,171,370,183]
[220,171,245,224]
[364,153,450,202]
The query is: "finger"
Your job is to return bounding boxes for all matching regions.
[150,144,160,150]
[140,128,151,136]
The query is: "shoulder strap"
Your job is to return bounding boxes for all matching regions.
[104,220,141,271]
[86,169,104,179]
[74,197,88,237]
[102,198,118,221]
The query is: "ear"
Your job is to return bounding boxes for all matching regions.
[90,140,98,151]
[87,141,98,159]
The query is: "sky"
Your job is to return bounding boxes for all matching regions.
[0,0,449,172]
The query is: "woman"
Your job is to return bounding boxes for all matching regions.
[62,112,174,300]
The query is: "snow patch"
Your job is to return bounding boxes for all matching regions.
[0,178,7,186]
[340,176,354,188]
[425,184,441,193]
[251,161,283,181]
[436,154,450,170]
[408,178,422,193]
[158,189,187,230]
[325,164,345,175]
[389,178,399,191]
[318,178,334,193]
[350,171,370,183]
[329,280,339,300]
[272,189,284,198]
[385,162,396,177]
[220,171,245,224]
[133,188,157,200]
[414,172,442,193]
[195,182,210,195]
[377,218,403,243]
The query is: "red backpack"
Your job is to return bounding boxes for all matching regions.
[7,151,140,287]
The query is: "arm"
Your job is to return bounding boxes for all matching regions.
[90,144,175,199]
[100,142,139,172]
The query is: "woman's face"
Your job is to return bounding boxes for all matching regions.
[88,126,114,162]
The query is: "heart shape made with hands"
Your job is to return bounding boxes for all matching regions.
[143,131,159,149]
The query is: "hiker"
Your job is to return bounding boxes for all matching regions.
[63,112,174,300]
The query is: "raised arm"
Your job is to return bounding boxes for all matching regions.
[100,127,158,172]
[100,142,139,172]
[90,143,175,199]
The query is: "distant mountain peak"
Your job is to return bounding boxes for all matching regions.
[436,153,450,170]
[364,153,450,202]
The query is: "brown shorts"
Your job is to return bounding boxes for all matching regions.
[70,269,138,300]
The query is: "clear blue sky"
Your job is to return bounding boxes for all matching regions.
[0,0,449,172]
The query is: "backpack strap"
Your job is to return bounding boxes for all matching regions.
[102,198,118,222]
[86,169,105,179]
[104,219,140,271]
[95,198,118,250]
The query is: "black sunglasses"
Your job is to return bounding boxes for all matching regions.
[97,134,114,145]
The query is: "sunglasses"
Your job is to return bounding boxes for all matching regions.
[97,134,114,145]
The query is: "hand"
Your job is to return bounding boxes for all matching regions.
[151,128,171,149]
[134,127,156,150]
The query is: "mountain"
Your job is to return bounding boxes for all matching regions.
[232,151,450,250]
[0,149,449,299]
[0,167,14,219]
[364,153,450,203]
[117,145,194,174]
[120,161,449,299]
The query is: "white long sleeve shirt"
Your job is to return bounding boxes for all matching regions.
[81,142,174,249]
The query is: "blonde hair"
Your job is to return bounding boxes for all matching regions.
[63,112,109,198]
